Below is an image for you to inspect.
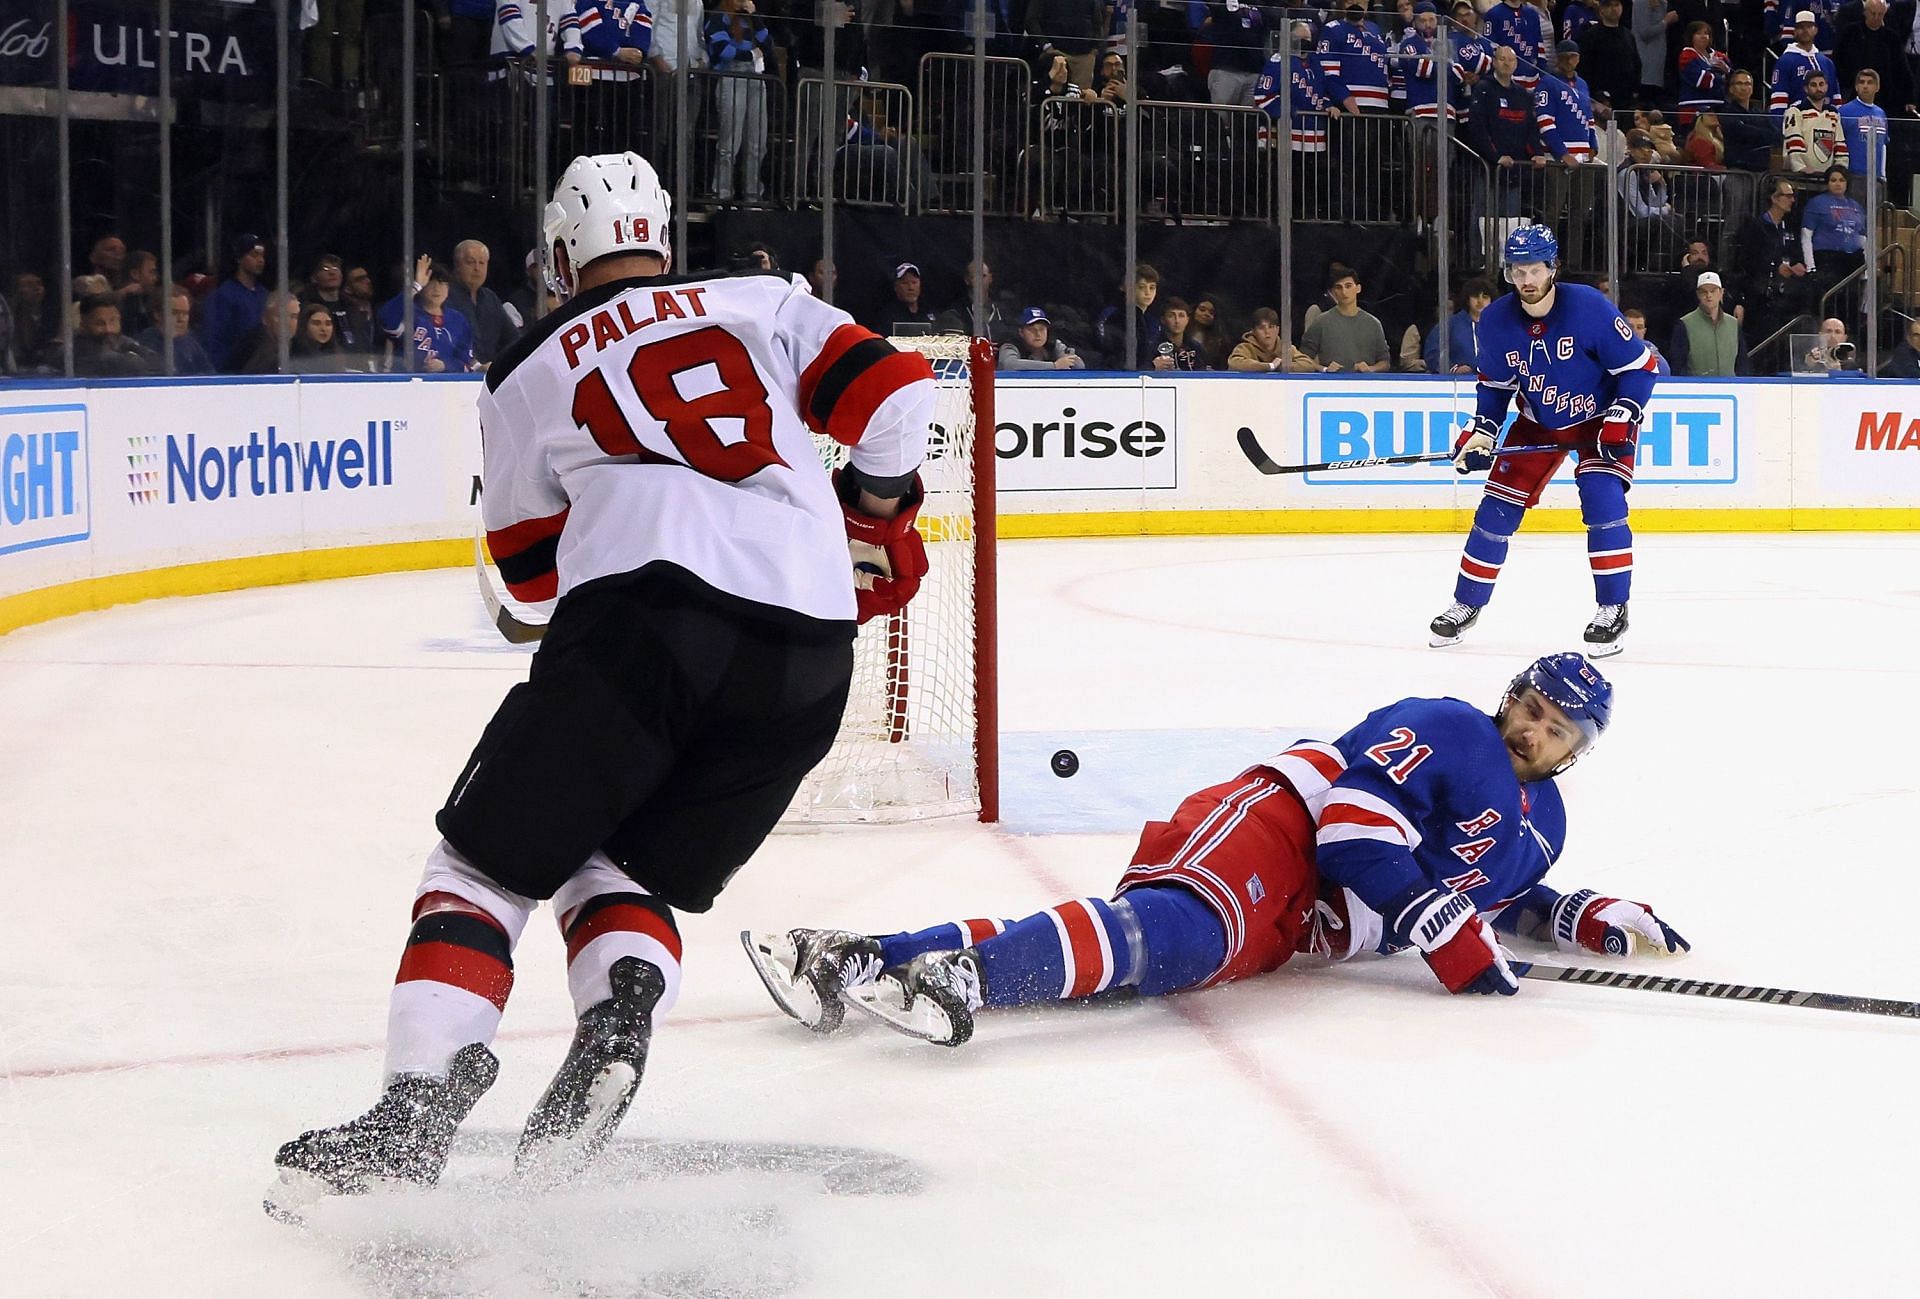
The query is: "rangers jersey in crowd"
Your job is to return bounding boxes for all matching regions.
[1769,43,1838,116]
[1475,282,1656,430]
[1264,696,1567,958]
[576,0,653,61]
[1255,51,1336,151]
[1483,0,1547,83]
[492,0,584,59]
[1317,16,1392,113]
[479,270,933,625]
[1676,43,1728,113]
[1393,30,1437,119]
[1533,69,1594,160]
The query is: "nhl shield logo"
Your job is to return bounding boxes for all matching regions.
[1248,875,1266,904]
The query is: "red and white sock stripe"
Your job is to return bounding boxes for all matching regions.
[1588,547,1633,575]
[386,891,518,1079]
[1047,900,1117,999]
[554,853,682,1019]
[560,894,683,1020]
[954,917,1009,946]
[1458,554,1503,585]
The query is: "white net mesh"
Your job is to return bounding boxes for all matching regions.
[782,334,984,825]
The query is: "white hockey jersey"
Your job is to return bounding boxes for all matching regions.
[479,270,933,625]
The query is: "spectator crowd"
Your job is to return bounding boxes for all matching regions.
[9,0,1920,379]
[2,230,554,380]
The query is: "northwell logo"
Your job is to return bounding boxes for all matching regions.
[138,420,399,506]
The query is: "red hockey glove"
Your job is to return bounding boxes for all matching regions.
[1450,415,1499,475]
[1550,888,1690,957]
[1599,400,1642,464]
[1387,885,1519,996]
[834,468,928,624]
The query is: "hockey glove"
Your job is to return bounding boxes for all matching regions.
[834,468,929,624]
[1599,400,1642,464]
[1387,885,1519,996]
[1550,889,1690,957]
[1451,416,1499,475]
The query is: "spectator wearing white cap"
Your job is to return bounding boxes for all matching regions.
[871,261,940,336]
[1771,11,1840,116]
[999,307,1085,369]
[1668,271,1748,376]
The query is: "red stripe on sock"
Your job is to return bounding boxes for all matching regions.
[960,918,1002,945]
[395,941,514,1010]
[1057,902,1107,998]
[565,902,683,965]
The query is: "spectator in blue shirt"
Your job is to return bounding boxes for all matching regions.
[201,233,269,373]
[1838,68,1889,195]
[1800,165,1867,282]
[380,256,476,373]
[1424,276,1495,373]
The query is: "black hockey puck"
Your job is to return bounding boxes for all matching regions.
[1050,749,1080,778]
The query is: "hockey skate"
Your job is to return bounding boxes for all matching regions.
[740,928,884,1034]
[1583,603,1629,657]
[264,1041,499,1223]
[515,955,665,1186]
[842,949,986,1047]
[1428,601,1482,647]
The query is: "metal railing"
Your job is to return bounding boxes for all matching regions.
[915,54,1031,217]
[440,58,659,204]
[691,66,787,206]
[792,78,921,211]
[1615,162,1732,273]
[1034,96,1122,220]
[1135,99,1273,223]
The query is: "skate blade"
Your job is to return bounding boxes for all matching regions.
[515,1061,639,1188]
[263,1168,329,1225]
[740,930,823,1026]
[1585,639,1625,658]
[842,981,962,1047]
[1428,631,1464,648]
[740,930,844,1033]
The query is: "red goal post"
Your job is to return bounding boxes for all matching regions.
[784,334,997,825]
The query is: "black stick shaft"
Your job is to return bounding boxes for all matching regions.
[1510,961,1920,1020]
[1235,427,1559,476]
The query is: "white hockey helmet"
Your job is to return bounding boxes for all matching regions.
[542,151,672,299]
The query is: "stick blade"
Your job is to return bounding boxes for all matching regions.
[1236,426,1284,474]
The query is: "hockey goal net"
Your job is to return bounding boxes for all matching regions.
[783,334,997,825]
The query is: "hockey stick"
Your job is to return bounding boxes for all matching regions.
[1235,426,1560,476]
[473,529,548,644]
[1509,960,1920,1021]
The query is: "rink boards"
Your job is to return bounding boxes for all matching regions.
[2,371,1917,634]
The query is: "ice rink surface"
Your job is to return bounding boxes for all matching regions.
[4,532,1919,1298]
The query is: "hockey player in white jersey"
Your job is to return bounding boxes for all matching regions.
[266,151,936,1217]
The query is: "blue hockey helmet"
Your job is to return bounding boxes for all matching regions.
[1503,223,1560,271]
[1501,652,1612,768]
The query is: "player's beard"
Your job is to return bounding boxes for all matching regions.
[1516,275,1556,312]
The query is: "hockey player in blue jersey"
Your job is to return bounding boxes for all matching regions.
[745,653,1687,1046]
[1429,224,1657,656]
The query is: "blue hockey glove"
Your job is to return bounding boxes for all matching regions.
[1450,415,1500,475]
[1387,885,1519,996]
[1550,889,1690,957]
[1599,400,1642,464]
